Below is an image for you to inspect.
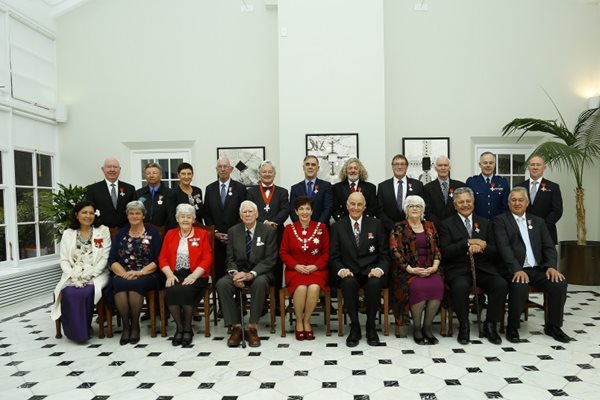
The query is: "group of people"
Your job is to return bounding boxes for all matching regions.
[52,150,571,349]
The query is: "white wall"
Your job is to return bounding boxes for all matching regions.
[56,0,278,189]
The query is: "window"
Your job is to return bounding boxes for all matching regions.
[474,144,534,187]
[14,150,55,260]
[0,152,6,262]
[131,150,191,189]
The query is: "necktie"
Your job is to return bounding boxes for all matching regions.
[396,180,403,212]
[220,183,227,206]
[517,217,537,267]
[464,218,472,237]
[441,181,448,203]
[530,181,538,203]
[486,177,491,185]
[307,181,314,197]
[110,183,117,208]
[245,229,252,257]
[353,222,360,246]
[350,182,356,193]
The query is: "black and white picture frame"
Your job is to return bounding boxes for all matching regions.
[305,133,359,183]
[402,137,450,183]
[217,146,266,186]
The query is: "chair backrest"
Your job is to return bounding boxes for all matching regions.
[194,223,216,282]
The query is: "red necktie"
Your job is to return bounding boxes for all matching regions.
[350,182,356,193]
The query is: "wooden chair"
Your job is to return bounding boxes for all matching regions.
[440,284,485,337]
[279,287,331,337]
[337,287,390,336]
[55,298,108,339]
[105,289,164,338]
[499,286,548,333]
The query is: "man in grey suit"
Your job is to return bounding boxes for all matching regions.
[494,187,571,343]
[216,200,277,347]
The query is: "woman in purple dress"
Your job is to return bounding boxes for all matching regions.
[51,201,111,342]
[390,195,444,345]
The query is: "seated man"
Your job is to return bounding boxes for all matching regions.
[494,187,571,343]
[216,200,277,347]
[330,192,389,347]
[438,187,507,345]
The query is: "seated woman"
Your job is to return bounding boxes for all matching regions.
[159,203,213,346]
[51,201,111,342]
[108,200,162,345]
[279,196,329,340]
[390,195,444,345]
[166,162,204,228]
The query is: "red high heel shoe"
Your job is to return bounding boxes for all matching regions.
[304,330,315,340]
[295,330,305,341]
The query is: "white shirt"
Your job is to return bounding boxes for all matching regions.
[105,179,120,192]
[219,178,231,193]
[512,213,537,268]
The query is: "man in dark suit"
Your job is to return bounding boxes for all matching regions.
[494,187,571,343]
[332,158,377,221]
[86,157,136,229]
[439,187,507,345]
[330,192,389,347]
[466,152,509,220]
[216,201,277,347]
[246,160,289,292]
[423,156,466,228]
[515,155,563,244]
[135,162,171,231]
[289,155,332,224]
[377,154,424,233]
[204,158,247,282]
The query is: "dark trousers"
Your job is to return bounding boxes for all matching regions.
[339,275,383,326]
[446,270,507,325]
[507,267,567,329]
[216,274,271,325]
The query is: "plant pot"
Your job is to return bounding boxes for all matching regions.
[559,240,600,285]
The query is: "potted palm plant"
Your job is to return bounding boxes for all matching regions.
[40,183,88,242]
[501,99,600,284]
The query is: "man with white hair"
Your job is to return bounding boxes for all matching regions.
[216,200,277,347]
[332,158,377,221]
[423,156,466,228]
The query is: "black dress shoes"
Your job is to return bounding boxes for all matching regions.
[366,325,380,346]
[505,327,520,343]
[457,323,470,345]
[422,328,439,345]
[346,323,362,347]
[544,325,572,343]
[482,321,502,345]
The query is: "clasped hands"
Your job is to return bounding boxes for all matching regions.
[294,264,317,274]
[406,265,437,277]
[215,232,229,244]
[338,268,383,279]
[232,271,254,288]
[468,238,487,254]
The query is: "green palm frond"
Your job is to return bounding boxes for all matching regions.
[501,118,575,144]
[532,142,584,186]
[575,109,600,158]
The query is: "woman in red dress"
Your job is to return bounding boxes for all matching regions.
[280,196,329,340]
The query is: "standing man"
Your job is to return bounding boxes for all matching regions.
[204,158,247,282]
[494,187,571,343]
[377,154,424,233]
[86,157,136,230]
[332,158,377,221]
[135,162,170,231]
[330,192,389,347]
[246,160,289,292]
[466,152,510,220]
[515,155,563,244]
[216,201,277,347]
[423,156,466,228]
[289,155,332,224]
[438,187,507,345]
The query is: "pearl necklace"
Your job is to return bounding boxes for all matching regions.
[291,222,322,251]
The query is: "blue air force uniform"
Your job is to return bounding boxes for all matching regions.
[465,174,509,220]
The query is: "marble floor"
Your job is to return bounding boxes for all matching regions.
[1,286,599,400]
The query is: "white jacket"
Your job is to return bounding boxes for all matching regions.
[51,225,111,320]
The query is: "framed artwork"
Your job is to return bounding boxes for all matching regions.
[216,146,265,186]
[305,133,359,183]
[402,137,450,183]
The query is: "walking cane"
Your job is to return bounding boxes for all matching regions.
[238,287,247,348]
[469,253,483,338]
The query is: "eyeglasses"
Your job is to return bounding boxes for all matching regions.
[407,204,423,209]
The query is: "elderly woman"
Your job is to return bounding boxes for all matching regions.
[108,201,162,345]
[279,196,329,340]
[390,195,444,345]
[51,201,111,342]
[166,162,204,229]
[159,204,213,346]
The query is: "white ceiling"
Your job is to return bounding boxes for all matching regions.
[39,0,91,18]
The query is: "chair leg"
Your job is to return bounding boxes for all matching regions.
[440,307,447,337]
[97,299,106,339]
[325,291,331,336]
[159,290,167,337]
[212,286,218,326]
[383,289,389,336]
[269,286,276,334]
[55,318,62,339]
[279,289,287,337]
[106,306,113,338]
[337,289,344,337]
[204,291,211,337]
[147,291,157,338]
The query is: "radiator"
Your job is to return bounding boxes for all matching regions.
[0,264,61,308]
